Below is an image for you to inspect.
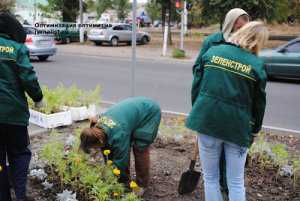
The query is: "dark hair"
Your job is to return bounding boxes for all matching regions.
[0,11,26,43]
[79,127,106,154]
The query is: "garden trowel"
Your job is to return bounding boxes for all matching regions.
[178,140,201,194]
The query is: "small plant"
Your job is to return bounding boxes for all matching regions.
[271,144,289,167]
[172,48,186,59]
[248,132,273,168]
[39,129,140,201]
[292,159,300,190]
[28,84,101,114]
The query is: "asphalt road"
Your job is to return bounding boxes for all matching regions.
[32,53,300,132]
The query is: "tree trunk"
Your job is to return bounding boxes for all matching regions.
[167,0,172,45]
[161,4,166,33]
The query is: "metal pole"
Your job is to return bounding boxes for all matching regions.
[131,0,137,97]
[184,0,188,35]
[79,0,84,43]
[180,5,184,50]
[162,14,169,56]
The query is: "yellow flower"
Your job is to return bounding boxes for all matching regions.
[113,192,119,197]
[74,157,81,164]
[0,165,2,172]
[103,150,111,156]
[113,168,121,176]
[107,160,113,166]
[130,181,139,189]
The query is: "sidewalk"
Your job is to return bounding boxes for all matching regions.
[56,43,198,63]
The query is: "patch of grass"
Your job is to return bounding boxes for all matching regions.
[172,48,186,59]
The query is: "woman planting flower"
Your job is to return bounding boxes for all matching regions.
[79,97,161,195]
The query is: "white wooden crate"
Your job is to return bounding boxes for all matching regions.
[29,109,72,129]
[65,104,98,122]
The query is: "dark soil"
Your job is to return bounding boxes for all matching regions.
[15,121,300,201]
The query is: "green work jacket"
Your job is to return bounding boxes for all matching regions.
[0,34,43,126]
[186,43,267,148]
[192,32,225,105]
[96,97,161,177]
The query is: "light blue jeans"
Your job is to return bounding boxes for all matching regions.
[198,134,248,201]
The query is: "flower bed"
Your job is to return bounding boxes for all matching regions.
[30,129,140,201]
[28,114,300,201]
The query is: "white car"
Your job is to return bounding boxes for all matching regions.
[87,24,151,46]
[24,25,57,61]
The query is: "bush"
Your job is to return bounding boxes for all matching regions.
[172,48,186,59]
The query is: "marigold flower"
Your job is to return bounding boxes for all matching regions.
[103,150,111,156]
[74,157,81,164]
[113,168,121,176]
[0,165,2,172]
[107,160,113,166]
[113,192,119,197]
[130,181,139,189]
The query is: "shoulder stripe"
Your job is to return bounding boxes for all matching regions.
[204,64,256,82]
[0,58,16,62]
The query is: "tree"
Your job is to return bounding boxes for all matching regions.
[112,0,130,21]
[38,0,80,22]
[0,0,15,11]
[145,0,161,23]
[86,0,113,19]
[201,0,290,25]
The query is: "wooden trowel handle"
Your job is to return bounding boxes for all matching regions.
[189,138,199,170]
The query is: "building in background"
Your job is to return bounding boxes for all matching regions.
[14,0,53,25]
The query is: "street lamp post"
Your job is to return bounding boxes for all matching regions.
[131,0,137,97]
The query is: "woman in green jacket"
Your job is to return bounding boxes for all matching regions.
[193,8,250,194]
[0,10,43,201]
[79,97,161,193]
[186,22,269,201]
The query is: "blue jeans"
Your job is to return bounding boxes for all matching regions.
[198,134,248,201]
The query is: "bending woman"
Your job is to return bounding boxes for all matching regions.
[79,97,161,193]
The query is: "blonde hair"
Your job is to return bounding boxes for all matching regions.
[228,21,269,55]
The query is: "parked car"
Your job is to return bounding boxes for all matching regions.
[23,25,57,61]
[50,23,81,44]
[87,24,151,46]
[259,38,300,79]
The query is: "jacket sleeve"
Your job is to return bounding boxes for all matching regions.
[252,70,267,133]
[191,40,209,105]
[16,45,43,102]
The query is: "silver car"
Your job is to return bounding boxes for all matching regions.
[24,25,57,61]
[87,24,151,46]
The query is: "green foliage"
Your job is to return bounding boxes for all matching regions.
[38,0,80,22]
[201,0,291,24]
[86,0,113,20]
[172,48,186,58]
[40,129,140,201]
[145,0,161,23]
[28,84,101,114]
[271,143,289,168]
[292,159,300,189]
[112,0,131,21]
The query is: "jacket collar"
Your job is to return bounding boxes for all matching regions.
[0,33,11,39]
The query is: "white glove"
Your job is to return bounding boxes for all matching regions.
[34,99,45,109]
